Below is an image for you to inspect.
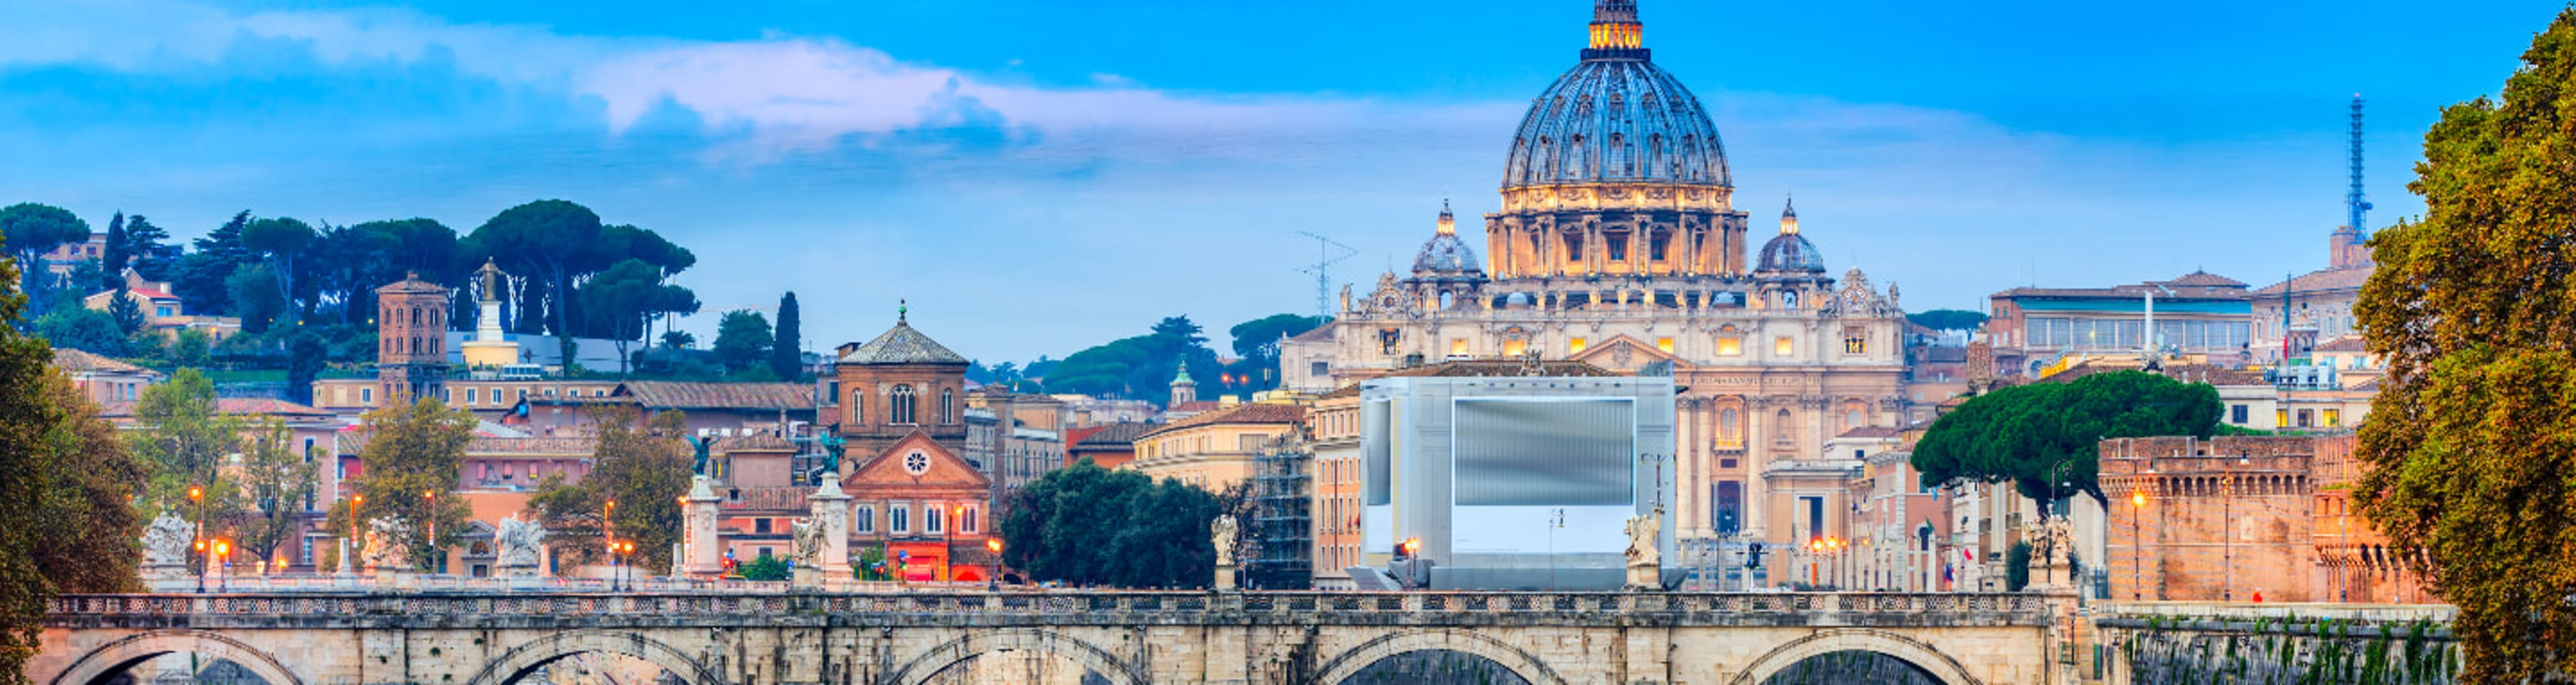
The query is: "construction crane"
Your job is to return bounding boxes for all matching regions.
[1295,231,1357,320]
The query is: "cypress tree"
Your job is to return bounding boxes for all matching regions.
[769,292,802,380]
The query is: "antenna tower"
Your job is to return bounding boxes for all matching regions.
[2349,95,2373,235]
[1295,231,1358,320]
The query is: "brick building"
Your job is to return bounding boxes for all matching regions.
[2100,434,2428,604]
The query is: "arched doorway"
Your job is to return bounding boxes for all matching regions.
[46,629,303,685]
[886,629,1143,685]
[1312,630,1562,685]
[463,630,724,685]
[1729,630,1978,685]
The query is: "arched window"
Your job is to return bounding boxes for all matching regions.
[1845,409,1864,431]
[411,308,421,327]
[940,388,955,425]
[891,384,917,425]
[1773,409,1795,445]
[1719,408,1741,443]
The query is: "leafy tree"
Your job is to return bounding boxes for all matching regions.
[1044,317,1224,406]
[0,203,90,315]
[171,211,251,319]
[131,370,241,509]
[61,260,103,302]
[469,200,605,368]
[1911,370,2219,507]
[345,399,476,572]
[167,329,211,368]
[529,407,690,572]
[660,330,695,350]
[2004,541,2031,592]
[119,215,172,282]
[233,419,318,570]
[0,240,146,680]
[32,307,125,357]
[2351,10,2576,679]
[712,310,773,372]
[1907,309,1989,332]
[285,331,325,406]
[576,259,683,372]
[1227,313,1325,393]
[225,262,287,333]
[770,292,802,380]
[737,554,790,581]
[1001,459,1223,588]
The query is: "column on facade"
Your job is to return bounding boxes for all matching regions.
[1676,397,1702,537]
[1743,399,1770,537]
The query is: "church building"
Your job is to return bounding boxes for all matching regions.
[1281,0,1915,556]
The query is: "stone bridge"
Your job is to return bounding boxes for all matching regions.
[34,591,2065,685]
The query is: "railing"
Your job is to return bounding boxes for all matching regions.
[49,591,2057,626]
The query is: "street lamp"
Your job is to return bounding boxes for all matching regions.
[423,490,438,574]
[947,505,965,582]
[189,485,209,593]
[212,539,231,592]
[984,538,1004,592]
[2130,487,2148,600]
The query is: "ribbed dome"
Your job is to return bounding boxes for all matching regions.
[1757,233,1825,274]
[1413,201,1482,274]
[1501,3,1729,190]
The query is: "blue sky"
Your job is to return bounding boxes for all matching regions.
[0,0,2560,362]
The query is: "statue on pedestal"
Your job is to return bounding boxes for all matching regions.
[1210,515,1238,566]
[363,516,412,573]
[686,435,713,477]
[495,515,546,578]
[140,513,193,584]
[1624,508,1662,590]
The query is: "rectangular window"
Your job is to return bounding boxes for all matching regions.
[1449,339,1468,358]
[360,388,373,404]
[2277,409,2290,427]
[1775,337,1795,357]
[1501,339,1527,357]
[466,388,479,405]
[755,518,772,533]
[1656,337,1674,354]
[964,507,979,534]
[1363,400,1392,505]
[856,506,875,533]
[2231,405,2249,424]
[1569,337,1588,354]
[1717,337,1742,356]
[2324,409,2341,427]
[1843,329,1867,355]
[1311,361,1330,376]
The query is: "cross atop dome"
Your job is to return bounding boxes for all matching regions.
[1586,0,1647,60]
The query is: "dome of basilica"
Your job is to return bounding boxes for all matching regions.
[1413,202,1482,274]
[1756,199,1825,274]
[1501,1,1730,190]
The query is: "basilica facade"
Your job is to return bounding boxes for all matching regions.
[1281,0,1915,547]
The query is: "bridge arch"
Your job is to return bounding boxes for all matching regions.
[464,629,726,685]
[885,628,1146,685]
[1311,629,1565,685]
[46,629,305,685]
[1727,629,1981,685]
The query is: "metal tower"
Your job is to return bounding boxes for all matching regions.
[1295,231,1357,320]
[2349,95,2373,235]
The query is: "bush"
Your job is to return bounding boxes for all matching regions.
[737,554,790,581]
[2006,541,2033,592]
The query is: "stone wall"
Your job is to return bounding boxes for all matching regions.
[2090,602,2456,685]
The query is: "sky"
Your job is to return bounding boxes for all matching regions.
[0,0,2563,363]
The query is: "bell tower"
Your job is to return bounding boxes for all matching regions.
[376,272,451,404]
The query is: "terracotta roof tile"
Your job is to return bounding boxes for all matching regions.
[1071,422,1157,448]
[2254,266,2374,297]
[839,320,967,365]
[713,434,796,452]
[2312,337,2369,352]
[1139,403,1306,439]
[50,348,145,374]
[97,397,335,419]
[466,437,596,456]
[619,382,816,411]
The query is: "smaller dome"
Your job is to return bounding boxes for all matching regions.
[1412,201,1482,274]
[1757,233,1825,273]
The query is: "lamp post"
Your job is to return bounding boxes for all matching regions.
[2129,487,2147,600]
[984,538,1004,592]
[1546,508,1564,591]
[947,505,964,582]
[189,485,207,593]
[423,490,437,575]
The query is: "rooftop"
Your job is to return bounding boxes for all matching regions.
[51,348,146,374]
[1138,403,1307,440]
[839,311,968,366]
[2253,266,2374,297]
[619,381,815,411]
[1993,270,2253,302]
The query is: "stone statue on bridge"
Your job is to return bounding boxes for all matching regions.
[495,515,546,579]
[1624,511,1661,568]
[364,516,412,574]
[1210,515,1238,566]
[790,518,826,566]
[140,512,193,587]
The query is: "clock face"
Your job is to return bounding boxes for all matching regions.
[903,452,930,476]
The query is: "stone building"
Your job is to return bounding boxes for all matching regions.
[1280,0,1913,552]
[1064,422,1150,471]
[1307,386,1364,589]
[52,348,159,405]
[2251,225,2376,363]
[1982,272,2255,379]
[1128,402,1307,492]
[2099,434,2427,604]
[826,309,997,582]
[374,272,450,403]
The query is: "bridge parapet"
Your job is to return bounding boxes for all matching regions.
[50,591,2056,629]
[2088,602,2459,684]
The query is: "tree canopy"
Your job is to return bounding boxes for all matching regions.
[2351,9,2576,679]
[528,407,691,571]
[1907,309,1988,333]
[712,309,773,376]
[338,399,476,571]
[1911,370,2220,505]
[770,292,802,380]
[998,460,1224,588]
[1042,316,1222,406]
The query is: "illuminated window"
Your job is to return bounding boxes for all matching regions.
[1775,337,1795,356]
[1843,328,1867,355]
[1717,337,1742,356]
[1450,339,1469,358]
[1502,339,1527,357]
[1656,337,1674,354]
[1570,338,1589,354]
[2324,409,2341,427]
[2276,409,2289,427]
